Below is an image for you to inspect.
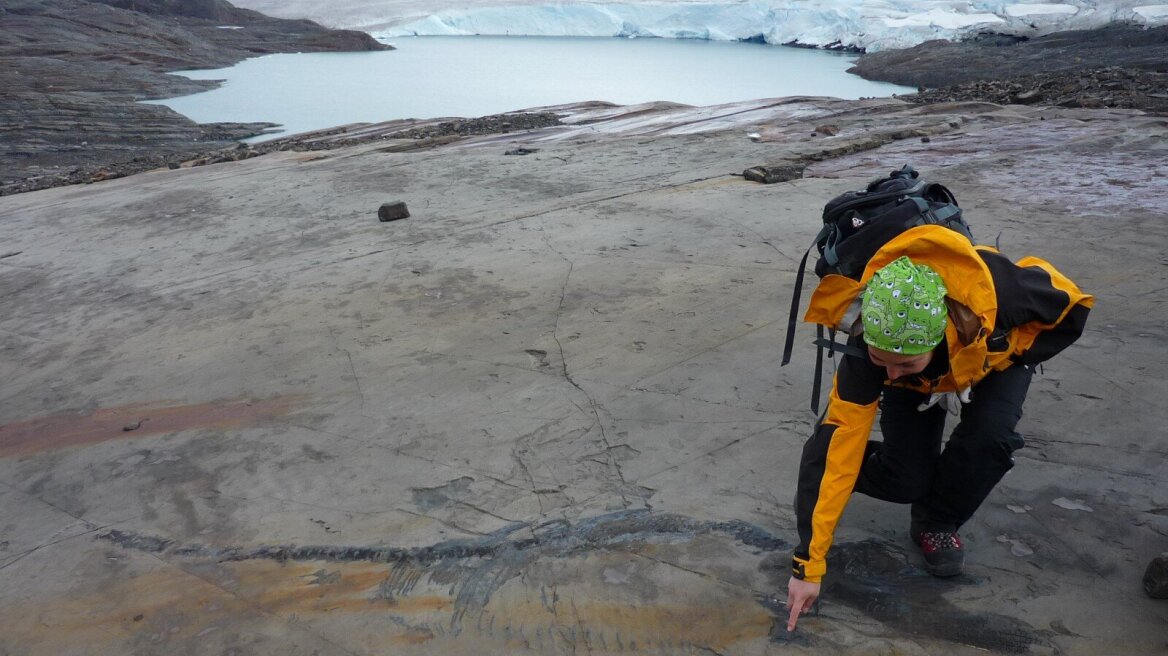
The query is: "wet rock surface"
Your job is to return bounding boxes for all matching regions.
[0,0,389,194]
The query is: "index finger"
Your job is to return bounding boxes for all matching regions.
[787,599,801,632]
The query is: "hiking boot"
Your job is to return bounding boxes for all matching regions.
[912,529,965,577]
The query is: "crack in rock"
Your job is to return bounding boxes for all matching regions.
[100,512,1047,651]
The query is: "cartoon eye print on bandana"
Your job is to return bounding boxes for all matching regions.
[861,257,949,355]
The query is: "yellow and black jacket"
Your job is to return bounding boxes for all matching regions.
[791,226,1093,583]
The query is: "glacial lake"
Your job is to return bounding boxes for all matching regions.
[148,36,914,141]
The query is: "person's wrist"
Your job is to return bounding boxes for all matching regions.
[792,556,826,583]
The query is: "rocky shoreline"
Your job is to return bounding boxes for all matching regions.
[904,66,1168,114]
[3,4,1166,197]
[0,0,389,195]
[850,23,1168,113]
[0,111,567,196]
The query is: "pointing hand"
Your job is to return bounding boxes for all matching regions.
[786,576,821,631]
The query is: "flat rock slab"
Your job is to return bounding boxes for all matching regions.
[0,97,1165,655]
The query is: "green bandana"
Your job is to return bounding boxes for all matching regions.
[861,256,948,355]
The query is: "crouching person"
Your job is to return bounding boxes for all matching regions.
[786,226,1093,631]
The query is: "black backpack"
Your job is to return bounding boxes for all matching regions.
[780,164,974,412]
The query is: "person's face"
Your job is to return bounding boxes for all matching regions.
[867,345,934,380]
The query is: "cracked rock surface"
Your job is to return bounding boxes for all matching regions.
[0,97,1165,655]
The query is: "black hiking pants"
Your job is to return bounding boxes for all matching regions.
[852,364,1033,531]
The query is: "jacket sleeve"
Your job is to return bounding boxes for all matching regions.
[978,249,1094,366]
[793,345,883,583]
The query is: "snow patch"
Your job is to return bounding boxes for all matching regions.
[1005,4,1079,17]
[880,9,1004,29]
[1134,4,1168,20]
[1052,497,1094,512]
[997,535,1035,557]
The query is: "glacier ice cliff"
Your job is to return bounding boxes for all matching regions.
[232,1,1168,52]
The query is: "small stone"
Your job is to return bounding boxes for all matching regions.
[123,421,141,432]
[1013,89,1044,104]
[921,136,931,143]
[814,124,840,136]
[1144,554,1168,598]
[378,201,410,222]
[743,164,805,184]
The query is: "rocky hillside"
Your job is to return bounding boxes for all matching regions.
[0,0,390,194]
[851,24,1168,113]
[906,67,1168,114]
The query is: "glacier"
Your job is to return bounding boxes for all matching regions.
[377,2,1168,51]
[231,1,1168,52]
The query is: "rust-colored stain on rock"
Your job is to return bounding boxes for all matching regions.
[229,561,453,616]
[6,557,771,654]
[0,395,306,458]
[3,561,444,652]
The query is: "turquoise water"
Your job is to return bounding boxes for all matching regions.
[148,36,913,140]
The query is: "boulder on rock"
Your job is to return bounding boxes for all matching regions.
[1145,553,1168,599]
[378,201,410,222]
[743,165,805,184]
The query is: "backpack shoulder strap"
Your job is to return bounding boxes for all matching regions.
[781,225,831,366]
[808,326,867,414]
[905,196,961,223]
